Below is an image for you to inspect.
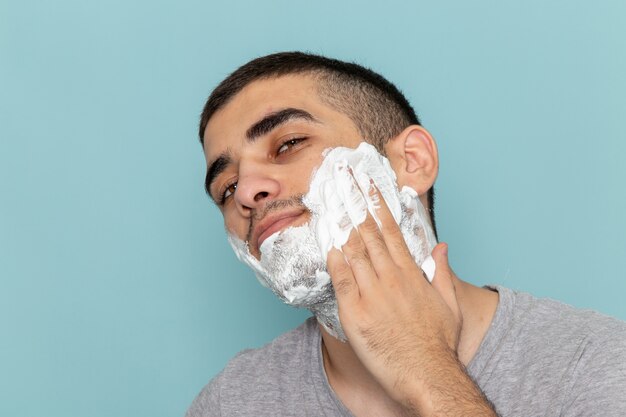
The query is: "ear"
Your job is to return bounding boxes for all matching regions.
[383,125,439,195]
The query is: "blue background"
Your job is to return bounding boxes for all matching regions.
[1,0,625,415]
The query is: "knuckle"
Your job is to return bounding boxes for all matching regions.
[360,218,380,234]
[391,239,411,258]
[384,223,404,240]
[330,259,352,277]
[333,278,354,297]
[347,250,370,268]
[366,239,387,258]
[384,227,413,258]
[344,234,365,252]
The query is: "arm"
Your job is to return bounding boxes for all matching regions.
[326,181,497,417]
[561,325,626,417]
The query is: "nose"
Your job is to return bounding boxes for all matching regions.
[234,170,281,217]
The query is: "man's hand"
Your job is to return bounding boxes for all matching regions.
[327,180,497,416]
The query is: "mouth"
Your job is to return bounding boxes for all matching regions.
[253,209,307,254]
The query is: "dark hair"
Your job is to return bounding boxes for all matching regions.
[199,51,437,239]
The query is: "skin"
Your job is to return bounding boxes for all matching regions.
[203,74,500,416]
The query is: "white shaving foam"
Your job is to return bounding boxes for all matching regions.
[227,142,437,341]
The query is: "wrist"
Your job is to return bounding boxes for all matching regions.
[401,345,459,416]
[397,346,496,417]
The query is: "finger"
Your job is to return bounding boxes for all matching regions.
[341,227,379,292]
[335,169,383,290]
[429,243,461,319]
[367,180,414,267]
[327,248,360,306]
[356,212,397,279]
[352,187,396,276]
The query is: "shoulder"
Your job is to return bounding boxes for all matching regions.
[498,286,626,411]
[186,317,320,417]
[520,292,626,415]
[474,286,626,415]
[501,285,626,345]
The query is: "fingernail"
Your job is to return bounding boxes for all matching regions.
[368,176,377,195]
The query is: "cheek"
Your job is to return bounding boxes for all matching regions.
[289,175,313,196]
[223,215,248,241]
[291,152,326,193]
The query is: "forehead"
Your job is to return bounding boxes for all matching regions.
[203,74,329,158]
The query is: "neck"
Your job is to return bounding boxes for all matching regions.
[319,278,499,397]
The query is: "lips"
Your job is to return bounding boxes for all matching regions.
[253,210,306,253]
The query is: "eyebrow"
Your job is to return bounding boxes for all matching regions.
[245,108,318,142]
[204,108,319,202]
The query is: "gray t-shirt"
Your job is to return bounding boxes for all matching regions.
[186,286,626,416]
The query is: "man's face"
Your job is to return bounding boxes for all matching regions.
[203,74,365,259]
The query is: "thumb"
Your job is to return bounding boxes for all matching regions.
[431,242,451,278]
[429,243,459,312]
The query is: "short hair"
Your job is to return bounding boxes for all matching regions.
[199,51,437,239]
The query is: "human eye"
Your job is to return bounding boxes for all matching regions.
[219,180,237,205]
[277,137,306,155]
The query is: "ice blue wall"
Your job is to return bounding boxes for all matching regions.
[1,1,625,415]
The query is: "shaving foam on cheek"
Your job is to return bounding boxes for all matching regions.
[305,144,404,258]
[226,142,438,342]
[304,143,437,280]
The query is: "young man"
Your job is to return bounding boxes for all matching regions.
[187,52,626,416]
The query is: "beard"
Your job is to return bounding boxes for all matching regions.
[227,199,344,339]
[226,143,437,342]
